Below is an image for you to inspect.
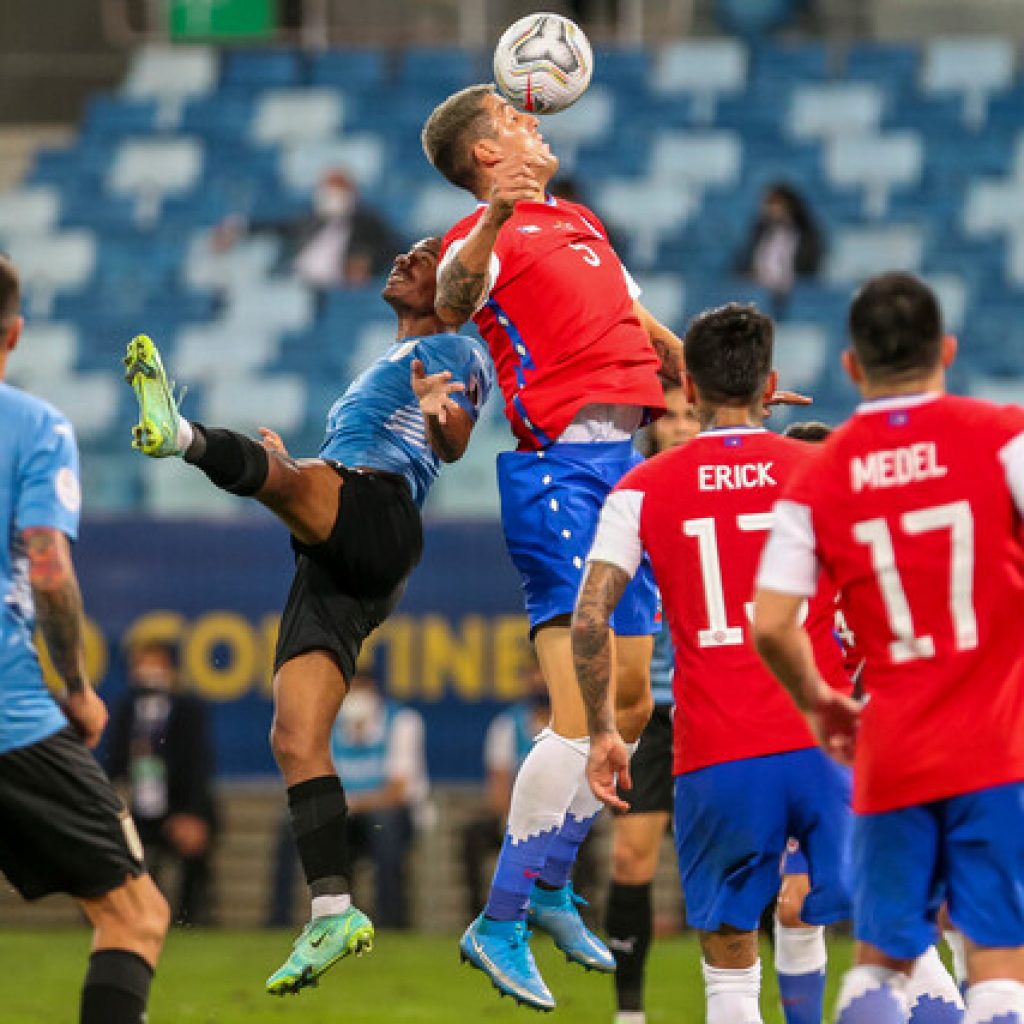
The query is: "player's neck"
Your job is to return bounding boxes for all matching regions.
[858,368,945,401]
[697,403,763,432]
[395,313,447,341]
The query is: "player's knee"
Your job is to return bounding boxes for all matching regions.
[615,689,654,744]
[270,716,317,773]
[138,885,172,947]
[777,875,811,928]
[611,838,657,884]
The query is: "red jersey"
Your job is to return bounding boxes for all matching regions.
[758,393,1024,814]
[588,427,847,775]
[440,198,664,449]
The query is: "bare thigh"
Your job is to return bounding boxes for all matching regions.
[257,456,343,547]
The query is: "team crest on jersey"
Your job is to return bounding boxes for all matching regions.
[517,225,542,234]
[888,410,910,427]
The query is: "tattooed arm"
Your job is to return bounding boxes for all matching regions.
[572,560,633,809]
[24,527,106,746]
[634,302,685,384]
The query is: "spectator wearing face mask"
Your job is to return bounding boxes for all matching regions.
[211,168,404,289]
[104,640,219,926]
[735,182,824,310]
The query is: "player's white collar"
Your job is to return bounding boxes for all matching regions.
[475,195,558,208]
[855,392,941,415]
[693,426,767,438]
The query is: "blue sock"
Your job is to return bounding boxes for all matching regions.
[538,811,598,889]
[483,826,559,921]
[778,969,826,1024]
[837,987,907,1023]
[909,995,963,1023]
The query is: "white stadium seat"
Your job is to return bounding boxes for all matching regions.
[538,87,614,167]
[595,179,696,268]
[827,225,924,285]
[633,273,685,328]
[924,273,968,334]
[826,133,924,218]
[5,231,96,294]
[224,279,314,333]
[21,371,119,440]
[172,323,281,379]
[279,135,384,192]
[963,181,1024,237]
[124,45,218,102]
[183,232,283,291]
[203,374,307,435]
[651,40,747,122]
[789,84,884,140]
[649,131,742,189]
[772,324,829,392]
[922,37,1015,127]
[252,89,345,146]
[109,138,203,196]
[965,376,1024,406]
[0,187,60,238]
[410,184,477,238]
[141,457,239,515]
[9,323,78,382]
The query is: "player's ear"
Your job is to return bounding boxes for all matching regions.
[682,371,698,407]
[473,137,503,169]
[841,349,863,387]
[4,315,22,353]
[940,334,958,368]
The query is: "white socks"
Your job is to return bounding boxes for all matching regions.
[908,945,964,1011]
[943,929,967,991]
[311,893,351,920]
[175,417,194,453]
[774,917,827,976]
[965,979,1024,1023]
[703,960,763,1024]
[506,728,587,844]
[835,965,910,1022]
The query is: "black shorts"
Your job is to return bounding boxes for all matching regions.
[0,727,145,901]
[618,703,674,816]
[275,464,423,680]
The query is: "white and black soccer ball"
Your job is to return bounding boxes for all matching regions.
[493,12,593,115]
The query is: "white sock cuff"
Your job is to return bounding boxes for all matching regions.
[176,417,194,453]
[311,893,351,919]
[966,979,1024,1019]
[702,959,762,997]
[943,929,967,986]
[909,945,963,1008]
[773,918,827,975]
[836,965,910,1018]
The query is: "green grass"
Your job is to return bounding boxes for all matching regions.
[0,929,853,1023]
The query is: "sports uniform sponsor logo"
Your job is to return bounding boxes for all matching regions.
[55,467,81,513]
[849,442,947,492]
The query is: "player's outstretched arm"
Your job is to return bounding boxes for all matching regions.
[633,302,684,384]
[23,526,107,747]
[411,358,472,462]
[572,560,633,810]
[752,588,860,764]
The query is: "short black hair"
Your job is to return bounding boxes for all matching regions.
[0,254,20,330]
[684,303,774,407]
[849,272,943,382]
[784,420,832,443]
[421,84,497,192]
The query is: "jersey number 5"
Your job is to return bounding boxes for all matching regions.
[853,500,978,664]
[569,242,601,267]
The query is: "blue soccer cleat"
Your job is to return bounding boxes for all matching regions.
[459,914,555,1011]
[528,883,616,973]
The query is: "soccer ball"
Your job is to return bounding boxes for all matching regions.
[492,12,593,115]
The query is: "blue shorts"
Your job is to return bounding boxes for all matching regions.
[496,441,659,636]
[674,748,852,932]
[853,780,1024,960]
[782,839,809,876]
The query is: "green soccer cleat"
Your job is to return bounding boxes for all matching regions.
[123,333,186,458]
[265,908,375,996]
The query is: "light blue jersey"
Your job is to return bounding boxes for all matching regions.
[0,382,81,754]
[650,616,674,707]
[320,332,493,507]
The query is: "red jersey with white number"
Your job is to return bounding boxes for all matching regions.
[757,392,1024,814]
[440,198,664,449]
[588,427,848,775]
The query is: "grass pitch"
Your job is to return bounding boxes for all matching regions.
[0,928,853,1023]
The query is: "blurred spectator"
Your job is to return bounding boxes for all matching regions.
[735,182,823,309]
[460,653,598,919]
[267,669,428,930]
[212,168,403,289]
[105,640,219,926]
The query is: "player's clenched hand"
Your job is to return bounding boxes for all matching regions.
[485,155,543,226]
[809,686,862,766]
[587,731,632,812]
[411,358,465,425]
[60,686,108,749]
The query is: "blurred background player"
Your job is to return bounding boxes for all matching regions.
[0,254,169,1024]
[573,304,851,1024]
[422,82,684,1012]
[106,638,219,927]
[754,273,1024,1024]
[605,380,699,1024]
[124,237,492,995]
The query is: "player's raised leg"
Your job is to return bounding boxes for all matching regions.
[264,651,374,995]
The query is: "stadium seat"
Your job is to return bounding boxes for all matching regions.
[224,279,314,333]
[962,181,1024,237]
[921,37,1016,128]
[789,84,885,140]
[827,225,924,284]
[923,273,969,333]
[409,184,476,238]
[538,87,615,166]
[123,45,217,104]
[140,456,239,515]
[171,323,281,379]
[965,375,1024,404]
[83,96,160,138]
[309,49,388,91]
[5,230,97,299]
[649,131,742,190]
[595,180,696,268]
[428,423,505,517]
[591,47,649,91]
[221,50,305,89]
[397,48,482,93]
[20,370,120,440]
[0,187,60,237]
[749,41,830,84]
[6,323,77,383]
[634,273,685,329]
[844,43,919,93]
[650,40,747,123]
[279,135,384,192]
[203,374,306,435]
[825,133,924,218]
[108,137,204,197]
[251,89,345,146]
[772,323,829,391]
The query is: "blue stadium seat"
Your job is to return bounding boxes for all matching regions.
[843,43,919,93]
[397,48,484,93]
[309,50,389,91]
[221,49,305,89]
[591,47,649,91]
[750,42,830,85]
[84,96,160,137]
[921,37,1016,129]
[179,95,256,143]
